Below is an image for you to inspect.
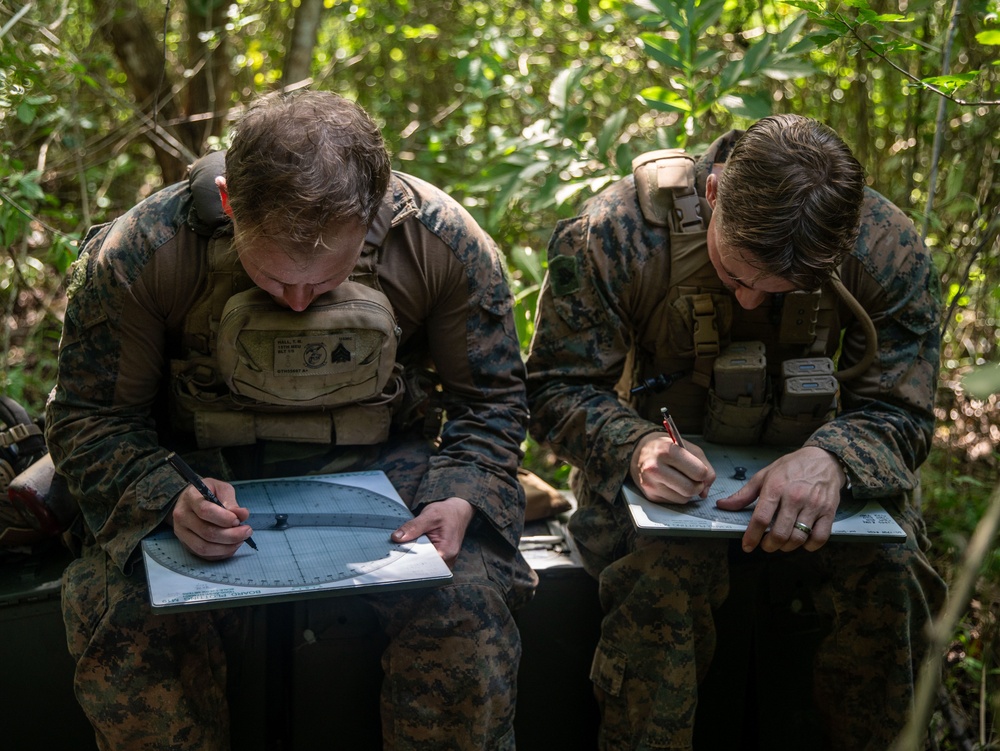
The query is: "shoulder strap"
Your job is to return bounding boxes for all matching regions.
[187,150,230,237]
[632,149,705,233]
[352,197,396,288]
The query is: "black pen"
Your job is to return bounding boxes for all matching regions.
[165,452,258,551]
[660,407,686,449]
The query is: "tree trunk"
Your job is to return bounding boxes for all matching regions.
[89,0,235,184]
[183,0,236,154]
[284,0,325,86]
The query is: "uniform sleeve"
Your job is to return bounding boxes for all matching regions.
[805,190,941,498]
[525,184,665,503]
[45,188,196,571]
[398,187,530,549]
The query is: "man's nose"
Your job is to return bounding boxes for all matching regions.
[735,287,767,310]
[282,285,315,312]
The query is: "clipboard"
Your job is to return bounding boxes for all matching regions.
[623,441,907,542]
[142,470,453,612]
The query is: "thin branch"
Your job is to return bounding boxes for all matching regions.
[922,0,962,239]
[0,188,75,241]
[838,12,1000,107]
[0,1,33,40]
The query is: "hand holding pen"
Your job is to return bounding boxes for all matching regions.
[166,452,258,554]
[660,407,686,448]
[629,406,715,504]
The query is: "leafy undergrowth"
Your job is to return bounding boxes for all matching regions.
[923,385,1000,751]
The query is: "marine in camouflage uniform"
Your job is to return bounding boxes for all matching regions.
[46,92,535,751]
[526,118,947,750]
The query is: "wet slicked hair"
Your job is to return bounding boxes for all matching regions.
[714,114,865,290]
[224,90,391,248]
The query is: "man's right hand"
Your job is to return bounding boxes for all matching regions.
[168,477,253,560]
[629,433,716,504]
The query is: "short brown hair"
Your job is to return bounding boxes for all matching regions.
[224,90,391,246]
[714,114,865,290]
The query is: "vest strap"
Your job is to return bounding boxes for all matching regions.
[632,149,705,232]
[690,293,719,388]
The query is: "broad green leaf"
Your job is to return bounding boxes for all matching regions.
[552,180,593,207]
[635,0,685,31]
[842,0,874,12]
[810,32,844,47]
[693,49,723,71]
[16,102,35,124]
[718,58,746,92]
[922,72,979,93]
[761,60,817,80]
[691,0,726,37]
[963,363,1000,398]
[638,33,685,70]
[615,143,635,175]
[775,13,810,51]
[549,66,587,110]
[975,30,1000,45]
[16,174,44,201]
[741,38,773,75]
[718,91,772,119]
[518,160,551,183]
[596,108,629,157]
[639,86,692,113]
[779,0,823,12]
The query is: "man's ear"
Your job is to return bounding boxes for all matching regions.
[705,173,718,210]
[216,176,234,218]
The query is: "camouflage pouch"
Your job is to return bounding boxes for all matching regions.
[702,389,771,445]
[761,361,838,446]
[761,409,829,447]
[217,282,401,407]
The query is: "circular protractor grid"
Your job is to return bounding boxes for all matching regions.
[144,480,413,587]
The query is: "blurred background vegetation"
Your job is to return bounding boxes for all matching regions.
[1,0,998,746]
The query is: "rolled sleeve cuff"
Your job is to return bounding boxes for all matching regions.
[807,427,916,500]
[584,417,664,503]
[97,463,187,572]
[415,463,524,548]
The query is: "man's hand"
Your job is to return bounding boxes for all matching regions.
[169,477,253,560]
[630,433,716,504]
[391,496,475,567]
[716,446,847,553]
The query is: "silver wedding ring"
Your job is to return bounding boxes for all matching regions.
[793,521,812,535]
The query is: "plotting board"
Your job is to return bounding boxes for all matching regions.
[624,440,906,541]
[142,471,453,612]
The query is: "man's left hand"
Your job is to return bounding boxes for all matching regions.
[715,446,847,553]
[391,496,475,567]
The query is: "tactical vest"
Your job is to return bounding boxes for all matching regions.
[628,149,868,446]
[168,178,407,450]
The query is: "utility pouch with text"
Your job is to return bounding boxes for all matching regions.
[217,282,402,407]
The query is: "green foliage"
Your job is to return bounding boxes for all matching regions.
[633,0,819,137]
[787,0,992,100]
[963,363,1000,399]
[1,6,999,737]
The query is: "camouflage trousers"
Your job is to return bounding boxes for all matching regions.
[61,438,537,751]
[568,490,947,751]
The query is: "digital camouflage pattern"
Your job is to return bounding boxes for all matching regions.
[49,168,534,750]
[525,131,947,750]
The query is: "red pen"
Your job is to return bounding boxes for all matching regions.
[660,407,686,449]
